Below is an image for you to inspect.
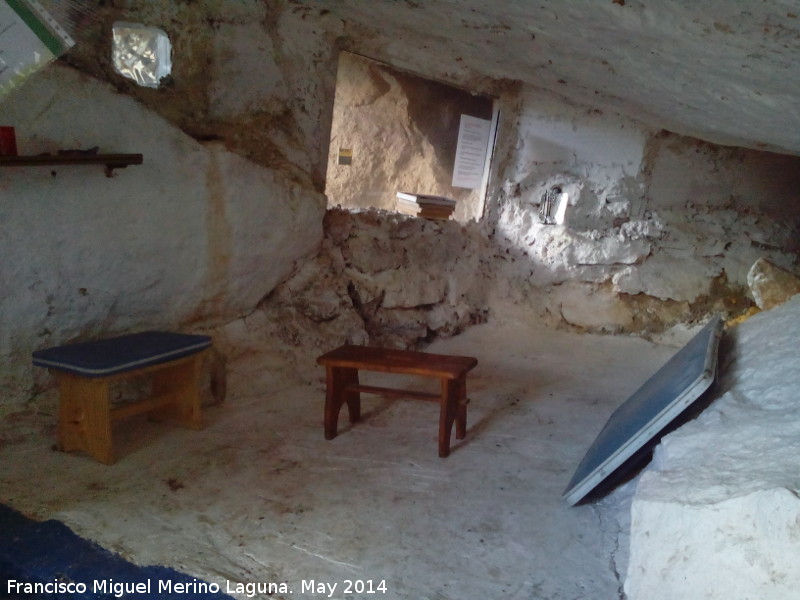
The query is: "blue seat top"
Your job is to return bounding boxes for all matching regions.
[32,331,212,378]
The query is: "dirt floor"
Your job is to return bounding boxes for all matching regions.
[0,310,678,600]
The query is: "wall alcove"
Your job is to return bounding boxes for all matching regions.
[325,51,497,223]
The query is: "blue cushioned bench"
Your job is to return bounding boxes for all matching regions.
[32,331,212,465]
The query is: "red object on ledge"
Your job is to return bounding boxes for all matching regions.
[0,126,18,156]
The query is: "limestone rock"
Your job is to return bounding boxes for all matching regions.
[620,215,665,240]
[371,308,429,348]
[201,144,326,318]
[626,295,800,599]
[323,209,355,245]
[612,256,720,302]
[378,268,448,309]
[564,231,650,266]
[342,229,405,274]
[345,268,386,307]
[626,487,800,600]
[426,302,478,336]
[256,207,491,352]
[548,282,634,332]
[746,258,800,310]
[0,64,324,407]
[209,22,287,119]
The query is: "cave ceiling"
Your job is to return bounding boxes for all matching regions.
[310,0,800,156]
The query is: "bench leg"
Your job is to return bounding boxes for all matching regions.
[456,377,468,441]
[56,373,115,465]
[439,376,468,458]
[149,352,205,429]
[324,366,360,440]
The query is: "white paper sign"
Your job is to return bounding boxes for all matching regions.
[451,114,491,189]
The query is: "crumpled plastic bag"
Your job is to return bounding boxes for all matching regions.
[112,21,172,88]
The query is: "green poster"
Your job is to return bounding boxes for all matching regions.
[0,0,74,99]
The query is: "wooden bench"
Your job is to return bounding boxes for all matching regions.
[32,331,212,465]
[316,344,478,457]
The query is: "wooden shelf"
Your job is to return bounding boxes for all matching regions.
[0,153,143,177]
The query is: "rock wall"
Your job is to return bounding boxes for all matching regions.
[213,208,494,382]
[22,0,798,345]
[2,6,800,596]
[625,295,800,600]
[3,0,799,418]
[487,84,800,334]
[60,1,343,191]
[0,64,324,410]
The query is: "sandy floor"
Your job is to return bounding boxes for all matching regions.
[0,314,677,600]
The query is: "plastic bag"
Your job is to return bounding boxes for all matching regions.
[112,21,172,88]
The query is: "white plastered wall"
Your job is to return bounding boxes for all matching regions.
[0,65,325,409]
[485,83,800,332]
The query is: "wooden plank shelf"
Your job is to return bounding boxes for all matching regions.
[0,153,143,177]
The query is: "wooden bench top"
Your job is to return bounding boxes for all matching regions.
[317,344,477,379]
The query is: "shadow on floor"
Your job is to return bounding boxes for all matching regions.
[0,503,234,600]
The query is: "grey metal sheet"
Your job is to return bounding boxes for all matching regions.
[563,315,723,506]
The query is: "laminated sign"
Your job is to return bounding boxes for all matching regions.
[0,0,74,99]
[452,114,491,189]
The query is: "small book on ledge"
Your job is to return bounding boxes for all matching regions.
[396,191,457,206]
[396,192,457,220]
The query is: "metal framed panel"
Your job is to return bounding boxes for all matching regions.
[563,315,723,506]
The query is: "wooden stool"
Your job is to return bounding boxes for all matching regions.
[317,344,478,457]
[32,331,211,464]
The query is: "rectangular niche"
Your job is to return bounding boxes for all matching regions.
[325,51,497,222]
